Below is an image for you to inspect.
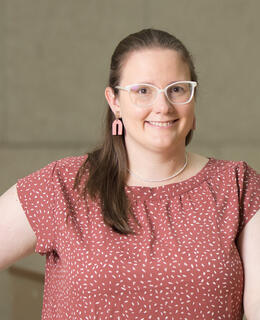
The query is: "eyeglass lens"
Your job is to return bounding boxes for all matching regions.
[129,83,193,106]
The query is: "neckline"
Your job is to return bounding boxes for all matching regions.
[124,157,216,200]
[125,156,212,189]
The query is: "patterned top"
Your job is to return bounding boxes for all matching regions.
[16,154,260,320]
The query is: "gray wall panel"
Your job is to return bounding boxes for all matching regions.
[146,0,260,145]
[6,0,145,143]
[0,0,6,143]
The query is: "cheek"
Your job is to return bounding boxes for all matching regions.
[121,105,150,126]
[180,103,195,117]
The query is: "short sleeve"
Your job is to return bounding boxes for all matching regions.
[237,161,260,237]
[16,160,58,256]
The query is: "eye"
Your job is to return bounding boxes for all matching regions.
[170,85,184,93]
[131,85,152,95]
[139,87,148,94]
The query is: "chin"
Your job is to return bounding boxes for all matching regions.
[146,142,176,153]
[149,137,177,147]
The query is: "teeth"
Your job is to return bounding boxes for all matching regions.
[148,121,174,127]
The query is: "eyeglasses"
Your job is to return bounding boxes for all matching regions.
[115,81,197,108]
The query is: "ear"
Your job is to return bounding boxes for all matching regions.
[104,87,121,116]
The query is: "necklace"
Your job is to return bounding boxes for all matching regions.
[127,152,188,183]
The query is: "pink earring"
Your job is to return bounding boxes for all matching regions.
[112,111,123,135]
[192,116,196,130]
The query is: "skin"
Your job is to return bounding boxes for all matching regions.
[105,48,208,187]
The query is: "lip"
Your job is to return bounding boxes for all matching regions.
[145,119,179,128]
[145,119,178,123]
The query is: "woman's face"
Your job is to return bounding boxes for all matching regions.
[106,48,195,154]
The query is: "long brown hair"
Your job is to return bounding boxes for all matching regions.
[72,28,199,235]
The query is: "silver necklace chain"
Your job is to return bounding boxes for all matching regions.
[127,152,188,183]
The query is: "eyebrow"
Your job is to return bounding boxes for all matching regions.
[135,80,186,86]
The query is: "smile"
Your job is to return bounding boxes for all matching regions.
[146,120,178,127]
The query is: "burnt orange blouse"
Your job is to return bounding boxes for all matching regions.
[16,154,260,319]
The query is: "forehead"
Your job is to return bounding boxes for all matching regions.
[120,48,190,85]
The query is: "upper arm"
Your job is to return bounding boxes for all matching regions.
[0,183,37,271]
[237,208,260,318]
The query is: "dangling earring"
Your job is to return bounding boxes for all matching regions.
[112,111,123,135]
[192,116,196,130]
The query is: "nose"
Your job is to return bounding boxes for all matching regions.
[152,90,172,113]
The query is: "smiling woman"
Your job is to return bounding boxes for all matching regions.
[1,28,259,320]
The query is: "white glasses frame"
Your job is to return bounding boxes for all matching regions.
[115,81,198,107]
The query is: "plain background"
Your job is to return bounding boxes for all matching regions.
[0,0,259,318]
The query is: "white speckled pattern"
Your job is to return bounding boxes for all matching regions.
[16,154,260,319]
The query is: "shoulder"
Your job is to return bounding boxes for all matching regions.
[50,154,89,188]
[188,151,234,177]
[190,151,257,169]
[55,154,89,174]
[189,152,259,182]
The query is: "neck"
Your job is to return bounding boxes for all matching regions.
[125,143,189,187]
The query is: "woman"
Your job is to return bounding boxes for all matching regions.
[0,28,259,319]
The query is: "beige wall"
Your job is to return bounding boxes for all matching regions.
[1,0,259,318]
